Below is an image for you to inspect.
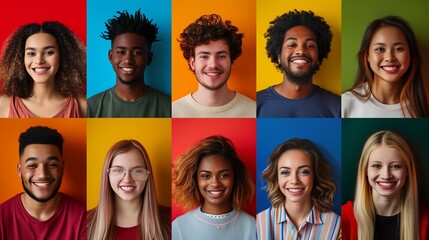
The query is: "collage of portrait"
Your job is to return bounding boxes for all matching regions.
[0,0,428,239]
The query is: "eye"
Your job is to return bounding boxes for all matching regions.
[371,163,382,169]
[307,44,316,49]
[26,51,36,57]
[45,50,56,56]
[299,169,310,176]
[391,164,402,169]
[199,55,209,60]
[111,168,124,174]
[279,170,290,176]
[394,47,404,52]
[286,43,297,48]
[200,173,211,180]
[374,47,384,52]
[116,50,126,55]
[217,55,227,59]
[48,163,59,168]
[219,172,230,178]
[132,50,143,56]
[26,164,37,169]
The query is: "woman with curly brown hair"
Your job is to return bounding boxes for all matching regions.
[172,135,256,240]
[257,138,341,240]
[0,21,86,118]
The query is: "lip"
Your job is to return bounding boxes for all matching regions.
[380,65,400,74]
[286,187,305,195]
[32,180,53,189]
[206,189,225,198]
[32,67,50,75]
[120,66,136,74]
[289,57,311,66]
[119,185,136,193]
[377,181,396,189]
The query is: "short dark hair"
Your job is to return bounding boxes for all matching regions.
[101,9,159,46]
[265,10,332,72]
[19,126,64,156]
[178,14,243,68]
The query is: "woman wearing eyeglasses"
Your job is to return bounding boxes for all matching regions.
[87,140,171,240]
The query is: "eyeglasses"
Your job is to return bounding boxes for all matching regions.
[107,167,150,180]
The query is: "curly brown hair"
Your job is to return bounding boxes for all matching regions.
[172,135,254,211]
[262,138,336,212]
[178,14,243,70]
[0,21,86,98]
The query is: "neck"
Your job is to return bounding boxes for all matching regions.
[20,192,62,221]
[114,195,142,227]
[372,191,401,216]
[114,81,147,101]
[284,199,312,228]
[30,81,60,101]
[201,202,233,215]
[275,78,314,99]
[371,78,402,104]
[192,85,235,107]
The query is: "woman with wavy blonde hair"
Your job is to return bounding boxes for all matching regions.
[172,135,255,240]
[342,130,429,240]
[257,138,341,240]
[87,140,170,240]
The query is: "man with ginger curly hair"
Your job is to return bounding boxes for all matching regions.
[172,14,255,118]
[257,10,340,118]
[87,9,171,118]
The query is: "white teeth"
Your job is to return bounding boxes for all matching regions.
[382,66,398,71]
[288,188,303,193]
[378,182,394,187]
[120,186,135,190]
[34,68,48,73]
[121,68,133,72]
[292,59,308,64]
[205,72,220,76]
[34,182,49,187]
[208,191,222,195]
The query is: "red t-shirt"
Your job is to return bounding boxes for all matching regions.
[0,193,86,240]
[342,201,429,240]
[114,226,139,240]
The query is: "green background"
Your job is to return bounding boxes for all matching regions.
[342,119,429,205]
[341,0,429,91]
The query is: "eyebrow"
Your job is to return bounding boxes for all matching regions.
[199,169,231,173]
[25,46,57,51]
[285,37,317,42]
[25,156,60,163]
[279,165,312,170]
[114,46,144,50]
[196,51,229,55]
[373,42,406,46]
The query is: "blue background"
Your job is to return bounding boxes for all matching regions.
[256,118,342,215]
[86,0,172,98]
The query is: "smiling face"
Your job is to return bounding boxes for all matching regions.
[197,155,234,214]
[109,148,148,202]
[109,33,153,85]
[278,25,319,84]
[189,40,232,91]
[24,33,60,84]
[18,144,64,203]
[367,144,407,200]
[277,150,314,207]
[367,26,410,85]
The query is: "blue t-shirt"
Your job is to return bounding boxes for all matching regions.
[257,85,340,118]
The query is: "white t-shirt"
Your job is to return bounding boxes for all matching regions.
[342,84,410,118]
[172,92,255,118]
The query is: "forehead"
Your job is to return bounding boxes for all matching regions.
[112,33,149,48]
[278,149,312,168]
[194,39,230,54]
[111,148,145,167]
[198,155,232,171]
[370,26,407,45]
[368,144,404,163]
[284,25,317,41]
[25,33,58,48]
[21,144,62,161]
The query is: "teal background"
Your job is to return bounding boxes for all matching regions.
[342,119,429,206]
[341,0,429,91]
[86,0,172,98]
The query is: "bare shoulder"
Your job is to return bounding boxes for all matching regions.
[0,95,10,118]
[76,96,87,117]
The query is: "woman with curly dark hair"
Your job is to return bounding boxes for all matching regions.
[0,21,86,118]
[257,138,341,239]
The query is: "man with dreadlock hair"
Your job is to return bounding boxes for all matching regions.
[88,9,171,118]
[257,10,340,118]
[172,14,255,118]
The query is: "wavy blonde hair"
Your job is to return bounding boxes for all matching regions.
[354,130,419,240]
[87,140,170,240]
[261,138,336,211]
[172,135,254,211]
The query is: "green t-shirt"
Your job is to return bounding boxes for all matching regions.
[87,87,171,118]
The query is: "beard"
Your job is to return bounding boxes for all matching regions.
[22,177,62,203]
[196,68,230,91]
[280,59,317,85]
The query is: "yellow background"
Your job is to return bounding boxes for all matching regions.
[172,0,256,101]
[86,118,172,210]
[256,0,342,95]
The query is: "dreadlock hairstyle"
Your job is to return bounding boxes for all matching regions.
[265,10,332,72]
[101,9,159,46]
[0,21,86,98]
[178,14,243,70]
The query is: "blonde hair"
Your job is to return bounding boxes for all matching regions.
[172,135,254,211]
[354,130,419,240]
[87,140,170,240]
[261,138,336,211]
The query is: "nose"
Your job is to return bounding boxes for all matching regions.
[210,175,221,186]
[295,44,308,55]
[35,165,48,178]
[122,170,134,182]
[384,49,396,62]
[123,52,134,64]
[35,53,45,64]
[207,56,217,68]
[290,172,301,184]
[381,166,392,179]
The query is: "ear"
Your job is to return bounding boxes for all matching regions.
[17,163,22,178]
[189,57,195,71]
[277,55,281,64]
[108,50,113,63]
[147,51,153,66]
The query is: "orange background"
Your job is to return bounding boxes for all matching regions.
[171,0,256,101]
[0,119,87,207]
[171,118,256,220]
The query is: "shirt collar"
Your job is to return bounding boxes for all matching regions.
[276,205,323,226]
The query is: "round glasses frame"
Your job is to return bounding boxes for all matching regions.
[107,167,150,181]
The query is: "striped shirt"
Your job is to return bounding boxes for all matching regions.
[256,206,341,240]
